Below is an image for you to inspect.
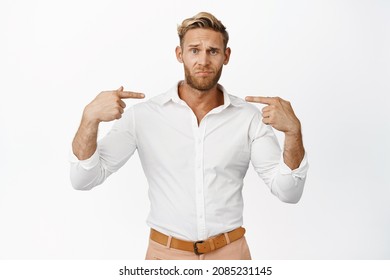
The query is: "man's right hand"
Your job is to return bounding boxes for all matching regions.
[72,86,145,160]
[83,86,145,123]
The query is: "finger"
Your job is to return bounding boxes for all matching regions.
[118,91,145,99]
[261,105,272,113]
[262,117,272,126]
[262,112,271,119]
[245,96,273,104]
[118,99,126,108]
[116,86,124,91]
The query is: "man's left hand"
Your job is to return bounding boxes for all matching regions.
[245,96,301,136]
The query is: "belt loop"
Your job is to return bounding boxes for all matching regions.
[208,239,216,251]
[166,236,172,248]
[224,232,231,245]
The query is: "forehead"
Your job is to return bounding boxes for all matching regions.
[182,28,224,48]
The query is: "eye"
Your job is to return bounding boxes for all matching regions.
[190,48,199,54]
[210,49,218,55]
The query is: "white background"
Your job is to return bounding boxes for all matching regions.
[0,0,389,260]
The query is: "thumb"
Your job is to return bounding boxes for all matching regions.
[117,86,124,92]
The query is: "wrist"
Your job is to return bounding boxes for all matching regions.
[285,122,302,137]
[82,106,101,126]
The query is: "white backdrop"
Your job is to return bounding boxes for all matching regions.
[0,0,389,259]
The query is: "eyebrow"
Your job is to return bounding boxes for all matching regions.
[187,44,221,51]
[187,44,200,48]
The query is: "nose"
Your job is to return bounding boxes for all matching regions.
[197,50,210,66]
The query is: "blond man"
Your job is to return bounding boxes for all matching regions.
[70,12,308,260]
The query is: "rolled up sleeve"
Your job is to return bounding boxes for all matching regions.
[69,149,110,190]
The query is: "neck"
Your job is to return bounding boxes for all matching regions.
[178,80,224,125]
[178,81,223,110]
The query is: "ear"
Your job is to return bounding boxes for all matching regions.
[175,46,183,63]
[223,47,231,65]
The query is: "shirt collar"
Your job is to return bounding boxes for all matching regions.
[152,81,241,108]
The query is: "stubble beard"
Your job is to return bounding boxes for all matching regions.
[184,64,223,92]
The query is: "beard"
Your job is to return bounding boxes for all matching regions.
[184,64,223,92]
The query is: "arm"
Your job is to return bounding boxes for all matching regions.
[72,116,99,161]
[246,96,308,203]
[70,87,144,190]
[246,96,305,169]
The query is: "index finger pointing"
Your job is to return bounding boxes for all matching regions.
[245,96,272,104]
[118,91,145,99]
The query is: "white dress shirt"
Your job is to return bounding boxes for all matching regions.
[70,82,309,241]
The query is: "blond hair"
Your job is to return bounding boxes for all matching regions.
[177,12,229,49]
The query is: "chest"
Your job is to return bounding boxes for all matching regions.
[135,106,251,167]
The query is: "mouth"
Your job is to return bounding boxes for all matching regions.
[195,71,214,76]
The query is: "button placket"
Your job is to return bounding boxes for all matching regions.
[194,117,207,241]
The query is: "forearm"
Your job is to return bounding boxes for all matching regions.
[70,116,107,190]
[72,113,100,160]
[283,128,305,170]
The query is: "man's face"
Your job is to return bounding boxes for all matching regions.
[176,28,231,91]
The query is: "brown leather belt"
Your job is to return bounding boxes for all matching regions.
[150,227,246,255]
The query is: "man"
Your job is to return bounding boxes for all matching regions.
[70,12,308,260]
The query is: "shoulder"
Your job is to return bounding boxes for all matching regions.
[218,84,260,116]
[228,94,261,116]
[133,83,177,110]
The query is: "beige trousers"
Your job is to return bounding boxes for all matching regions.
[145,236,252,260]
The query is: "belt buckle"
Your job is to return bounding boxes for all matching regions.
[193,241,204,255]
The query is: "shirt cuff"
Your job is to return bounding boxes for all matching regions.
[69,148,100,170]
[279,152,309,179]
